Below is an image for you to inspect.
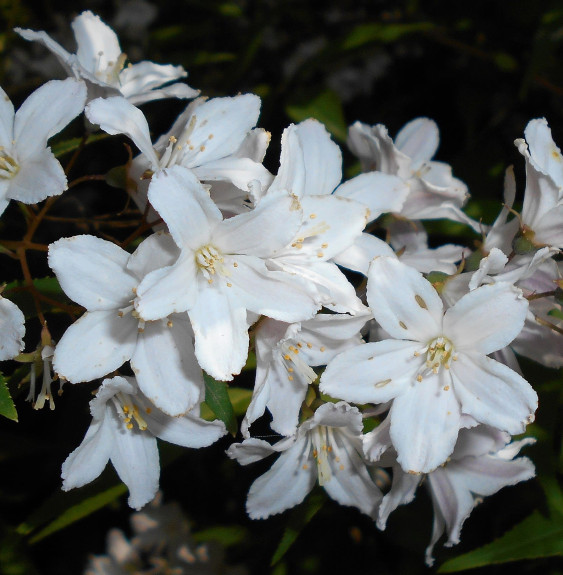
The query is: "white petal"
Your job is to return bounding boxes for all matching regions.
[15,28,76,75]
[127,232,179,279]
[450,353,537,435]
[246,436,316,519]
[320,339,421,404]
[193,155,273,191]
[390,373,461,473]
[268,125,306,197]
[333,232,395,276]
[367,256,444,342]
[226,437,280,465]
[49,235,136,310]
[524,118,563,188]
[117,61,194,98]
[53,311,138,383]
[0,297,25,361]
[0,85,14,149]
[189,281,249,381]
[377,469,420,529]
[15,79,86,161]
[395,117,439,162]
[85,97,159,168]
[131,317,204,416]
[444,282,528,355]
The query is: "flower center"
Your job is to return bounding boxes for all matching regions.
[0,150,20,180]
[415,336,456,380]
[195,245,227,283]
[112,392,149,431]
[280,342,317,385]
[95,51,127,85]
[311,426,334,485]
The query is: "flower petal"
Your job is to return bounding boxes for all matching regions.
[0,297,25,361]
[395,117,439,162]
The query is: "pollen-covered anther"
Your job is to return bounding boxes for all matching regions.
[195,245,225,280]
[416,336,455,379]
[113,393,148,431]
[0,151,20,179]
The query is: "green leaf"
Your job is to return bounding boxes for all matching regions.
[204,374,238,435]
[0,373,17,422]
[28,484,127,544]
[200,386,251,423]
[286,90,347,142]
[342,22,436,49]
[192,525,248,547]
[438,511,563,572]
[271,491,325,566]
[50,133,108,158]
[548,308,563,321]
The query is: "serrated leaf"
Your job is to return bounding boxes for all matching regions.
[193,525,248,547]
[204,374,237,435]
[342,22,436,49]
[28,484,126,544]
[50,133,108,158]
[286,90,347,142]
[438,511,563,572]
[0,373,17,422]
[271,491,325,566]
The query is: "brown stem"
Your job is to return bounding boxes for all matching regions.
[526,290,558,301]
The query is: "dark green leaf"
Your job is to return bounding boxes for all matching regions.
[342,22,436,49]
[204,374,237,435]
[438,511,563,572]
[193,525,248,547]
[0,372,17,422]
[51,133,108,158]
[286,90,347,142]
[271,491,325,566]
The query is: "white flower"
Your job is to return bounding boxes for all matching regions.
[523,118,563,193]
[134,165,319,381]
[62,376,227,510]
[49,232,204,416]
[16,11,197,105]
[242,310,371,437]
[0,295,25,361]
[320,256,537,473]
[0,78,86,216]
[228,401,382,519]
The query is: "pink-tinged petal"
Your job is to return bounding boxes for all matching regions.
[49,235,136,310]
[367,256,444,342]
[213,190,302,257]
[450,353,537,435]
[444,282,528,355]
[294,119,342,196]
[85,97,159,168]
[134,253,198,320]
[0,86,14,149]
[148,166,221,250]
[333,233,395,276]
[335,172,409,220]
[8,149,67,204]
[189,281,249,381]
[131,317,203,416]
[226,255,319,322]
[72,11,121,73]
[246,436,316,519]
[524,118,563,188]
[53,311,138,383]
[452,426,509,461]
[395,117,439,162]
[534,204,563,248]
[193,156,273,191]
[15,79,86,160]
[62,415,113,490]
[107,409,160,510]
[390,373,461,473]
[320,340,421,404]
[0,297,25,361]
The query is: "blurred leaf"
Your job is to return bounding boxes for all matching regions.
[3,277,74,319]
[342,22,436,49]
[28,484,127,544]
[548,308,563,321]
[51,133,107,158]
[0,373,17,422]
[286,90,347,142]
[204,374,237,435]
[191,51,236,65]
[0,525,39,575]
[438,510,563,572]
[271,491,325,566]
[493,52,519,72]
[193,525,249,546]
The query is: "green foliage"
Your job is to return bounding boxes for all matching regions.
[50,133,108,158]
[193,525,249,547]
[0,373,17,422]
[203,374,238,435]
[342,22,436,49]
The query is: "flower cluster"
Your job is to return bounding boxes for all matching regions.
[1,10,561,566]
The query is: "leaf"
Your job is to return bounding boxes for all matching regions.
[271,490,325,566]
[0,373,17,422]
[3,277,75,319]
[192,525,249,547]
[199,386,251,423]
[438,511,563,572]
[28,484,127,544]
[50,133,108,158]
[342,22,436,49]
[204,374,238,436]
[286,90,347,143]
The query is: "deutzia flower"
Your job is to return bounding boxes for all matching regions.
[228,401,382,519]
[134,165,320,381]
[320,256,537,473]
[49,233,204,416]
[0,294,25,361]
[0,78,86,216]
[62,376,227,510]
[15,11,198,104]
